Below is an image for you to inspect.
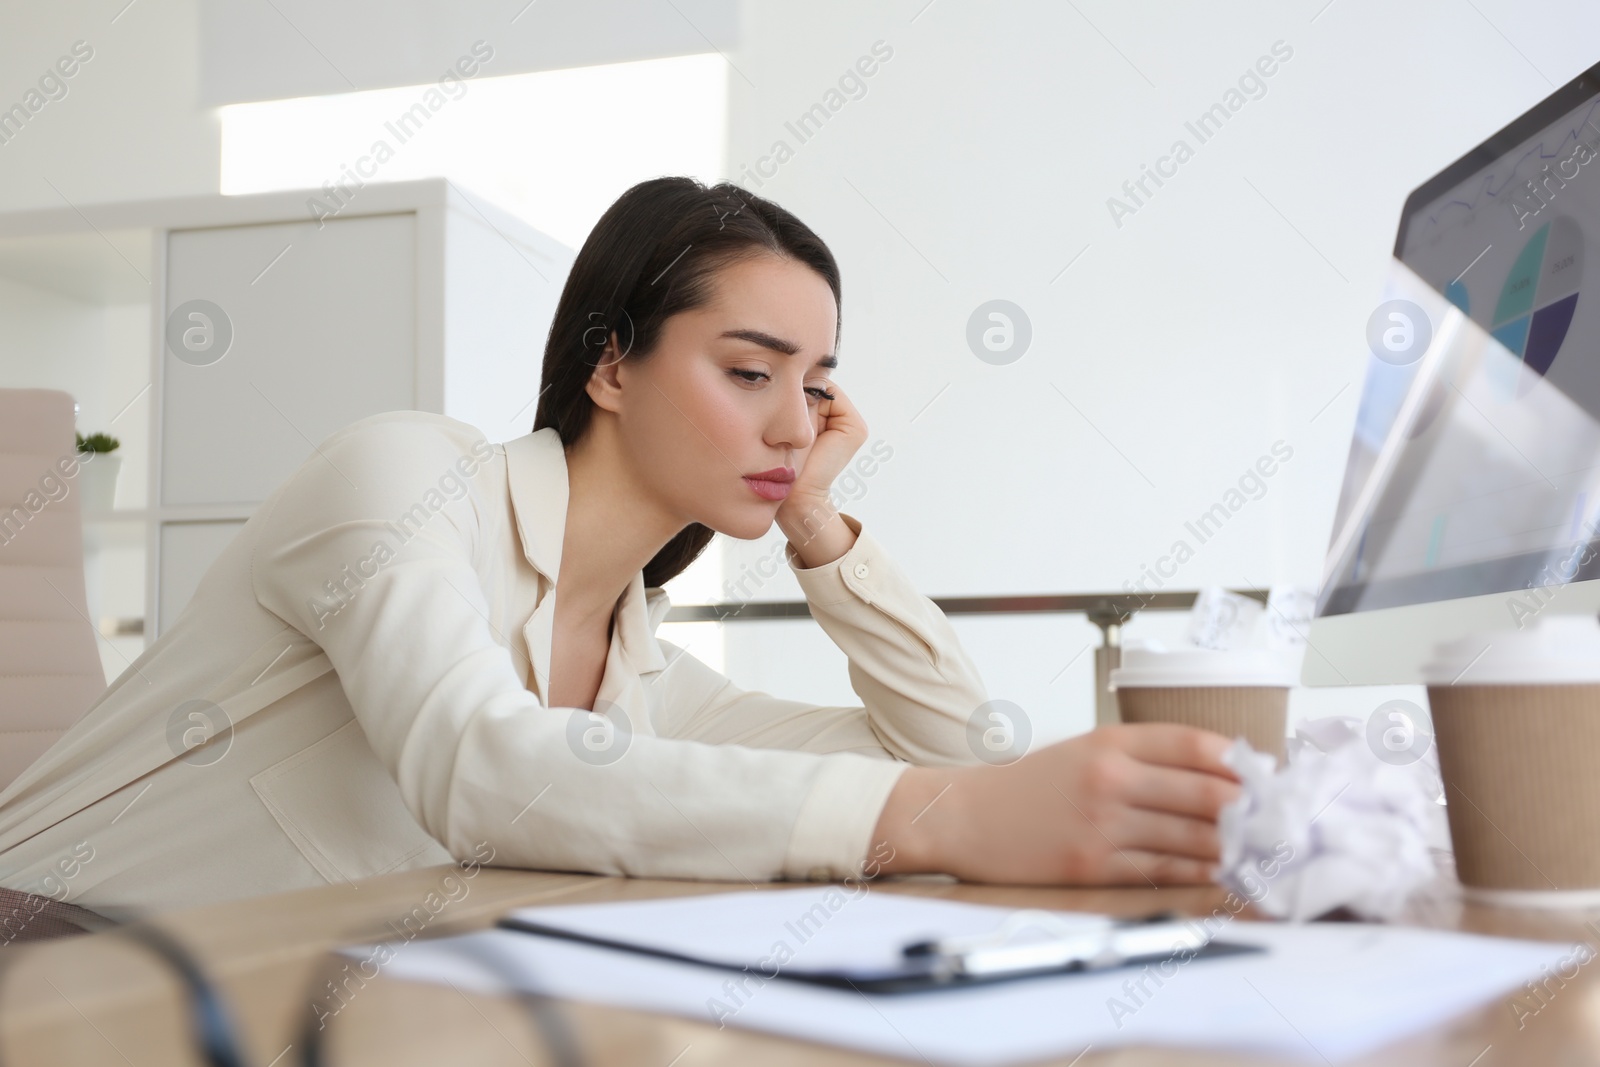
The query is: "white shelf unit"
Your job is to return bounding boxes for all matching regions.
[0,179,574,666]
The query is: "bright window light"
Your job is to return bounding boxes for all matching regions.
[219,53,727,249]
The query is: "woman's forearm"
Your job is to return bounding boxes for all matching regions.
[783,512,988,767]
[868,765,962,876]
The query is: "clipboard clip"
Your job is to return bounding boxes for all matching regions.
[901,908,1207,980]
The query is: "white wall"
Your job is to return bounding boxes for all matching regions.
[0,0,217,211]
[197,0,737,106]
[717,0,1600,739]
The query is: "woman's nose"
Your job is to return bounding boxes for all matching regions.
[770,386,816,451]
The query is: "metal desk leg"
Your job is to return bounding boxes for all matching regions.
[1088,603,1127,729]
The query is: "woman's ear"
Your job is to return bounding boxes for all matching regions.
[583,331,628,414]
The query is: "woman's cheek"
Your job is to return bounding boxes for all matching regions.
[695,383,758,447]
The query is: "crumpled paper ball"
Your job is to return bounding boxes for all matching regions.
[1212,716,1443,921]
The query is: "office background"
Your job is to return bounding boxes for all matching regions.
[3,0,1594,747]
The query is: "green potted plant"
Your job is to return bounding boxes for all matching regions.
[76,431,122,513]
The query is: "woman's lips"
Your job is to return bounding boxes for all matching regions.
[743,476,792,501]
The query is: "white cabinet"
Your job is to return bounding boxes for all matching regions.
[158,520,248,629]
[0,179,574,656]
[161,213,419,507]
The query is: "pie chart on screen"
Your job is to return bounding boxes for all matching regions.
[1489,215,1583,398]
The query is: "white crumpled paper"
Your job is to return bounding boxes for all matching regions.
[1212,716,1445,921]
[1184,583,1317,652]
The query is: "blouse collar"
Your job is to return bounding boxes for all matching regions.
[503,427,670,677]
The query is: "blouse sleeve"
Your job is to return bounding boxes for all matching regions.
[661,512,989,769]
[249,415,912,884]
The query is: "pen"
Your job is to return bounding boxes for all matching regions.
[901,909,1207,980]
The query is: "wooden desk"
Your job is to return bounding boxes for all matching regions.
[2,864,1597,1066]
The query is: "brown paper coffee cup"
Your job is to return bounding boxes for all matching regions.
[1117,685,1289,765]
[1427,682,1600,900]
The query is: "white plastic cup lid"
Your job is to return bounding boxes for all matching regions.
[1422,613,1600,685]
[1109,645,1302,689]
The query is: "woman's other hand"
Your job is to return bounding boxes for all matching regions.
[870,723,1243,885]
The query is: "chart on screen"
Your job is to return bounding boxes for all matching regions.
[1488,215,1584,397]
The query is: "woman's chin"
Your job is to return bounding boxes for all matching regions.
[703,510,777,541]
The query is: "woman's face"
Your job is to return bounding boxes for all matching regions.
[600,253,839,541]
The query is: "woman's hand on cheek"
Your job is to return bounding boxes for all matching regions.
[778,380,867,520]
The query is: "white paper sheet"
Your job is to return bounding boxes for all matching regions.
[356,887,1574,1065]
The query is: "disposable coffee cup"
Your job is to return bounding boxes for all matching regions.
[1110,645,1299,765]
[1423,614,1600,908]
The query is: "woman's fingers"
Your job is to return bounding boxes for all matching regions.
[1105,722,1242,779]
[1095,848,1217,887]
[1118,757,1243,822]
[1104,806,1224,863]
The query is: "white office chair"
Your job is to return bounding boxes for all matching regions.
[0,389,107,790]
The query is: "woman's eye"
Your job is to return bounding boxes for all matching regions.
[729,368,834,402]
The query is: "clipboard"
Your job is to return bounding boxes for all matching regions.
[497,906,1263,994]
[359,886,1580,1065]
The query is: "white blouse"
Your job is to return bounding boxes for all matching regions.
[0,412,989,913]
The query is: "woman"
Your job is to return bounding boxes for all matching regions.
[0,177,1239,915]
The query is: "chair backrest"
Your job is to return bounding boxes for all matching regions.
[0,389,107,789]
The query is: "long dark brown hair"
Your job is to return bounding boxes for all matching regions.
[533,177,842,589]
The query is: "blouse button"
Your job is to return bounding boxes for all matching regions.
[852,563,870,579]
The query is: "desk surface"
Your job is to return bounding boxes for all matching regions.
[1,863,1595,1066]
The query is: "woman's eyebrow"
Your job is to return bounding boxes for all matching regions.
[720,328,838,369]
